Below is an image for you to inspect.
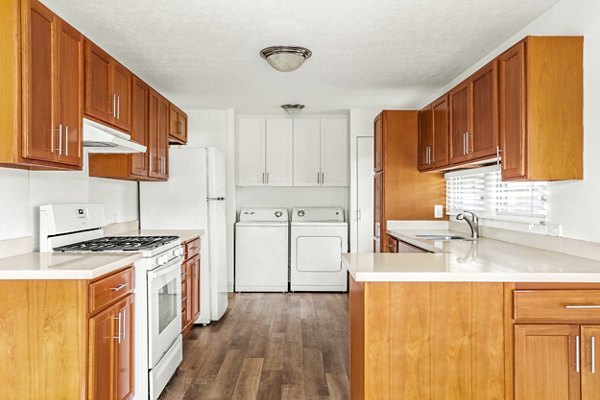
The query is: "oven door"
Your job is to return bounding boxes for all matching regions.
[147,256,182,368]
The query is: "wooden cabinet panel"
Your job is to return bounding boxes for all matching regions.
[148,89,169,180]
[582,325,600,400]
[514,324,581,400]
[293,119,321,186]
[158,94,169,179]
[432,95,449,168]
[514,290,600,323]
[24,1,57,163]
[449,81,470,164]
[89,304,117,400]
[85,41,112,123]
[56,20,83,166]
[115,295,134,400]
[373,171,383,252]
[111,63,132,132]
[89,267,134,315]
[265,118,293,186]
[130,77,149,177]
[418,106,433,171]
[192,255,201,320]
[385,235,398,253]
[374,114,383,172]
[168,104,187,144]
[470,60,499,160]
[237,118,266,186]
[320,118,348,186]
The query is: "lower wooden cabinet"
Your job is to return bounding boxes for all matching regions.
[0,267,135,399]
[181,237,201,337]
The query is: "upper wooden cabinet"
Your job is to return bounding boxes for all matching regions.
[419,95,449,171]
[169,104,188,144]
[449,80,471,165]
[0,0,84,170]
[85,41,132,132]
[499,37,583,181]
[418,106,433,170]
[148,89,170,180]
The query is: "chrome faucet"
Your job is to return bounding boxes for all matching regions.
[456,211,479,239]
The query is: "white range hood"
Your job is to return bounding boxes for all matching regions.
[83,118,146,153]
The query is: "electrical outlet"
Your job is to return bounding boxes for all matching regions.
[434,205,444,218]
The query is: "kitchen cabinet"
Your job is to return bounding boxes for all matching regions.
[293,118,348,186]
[374,115,383,172]
[449,80,472,164]
[499,37,583,181]
[350,279,505,399]
[373,111,446,252]
[85,41,132,132]
[148,89,169,180]
[169,104,188,144]
[0,0,84,170]
[0,267,135,399]
[181,237,201,337]
[237,117,293,186]
[89,76,153,180]
[418,105,433,171]
[419,95,449,171]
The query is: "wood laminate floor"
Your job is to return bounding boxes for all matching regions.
[159,292,349,400]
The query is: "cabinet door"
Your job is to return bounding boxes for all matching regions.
[293,119,321,186]
[374,114,383,172]
[192,255,201,320]
[432,95,449,168]
[385,235,398,253]
[238,118,265,186]
[470,60,499,160]
[373,171,383,252]
[111,63,132,132]
[115,295,134,400]
[130,77,149,177]
[418,106,433,171]
[320,119,348,186]
[89,304,116,400]
[179,112,188,144]
[148,89,168,179]
[85,41,112,123]
[265,119,293,186]
[56,20,83,166]
[157,95,170,179]
[582,325,600,400]
[184,260,194,328]
[514,324,581,400]
[23,1,58,163]
[499,41,527,180]
[449,81,470,164]
[169,104,179,141]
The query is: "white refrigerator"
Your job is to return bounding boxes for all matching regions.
[140,147,228,322]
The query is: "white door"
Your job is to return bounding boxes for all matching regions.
[293,119,321,186]
[320,118,349,186]
[265,119,293,186]
[356,136,374,252]
[237,118,265,186]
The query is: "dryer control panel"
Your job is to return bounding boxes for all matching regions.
[292,207,345,222]
[239,208,289,222]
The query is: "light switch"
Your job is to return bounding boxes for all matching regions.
[434,205,444,218]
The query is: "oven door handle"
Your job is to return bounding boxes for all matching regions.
[148,256,182,280]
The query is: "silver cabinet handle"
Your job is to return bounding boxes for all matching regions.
[576,336,581,373]
[262,172,265,184]
[111,282,128,292]
[496,146,502,167]
[425,146,429,164]
[463,133,467,155]
[54,125,63,155]
[592,336,596,374]
[565,305,600,309]
[117,95,120,120]
[266,172,269,184]
[317,172,320,184]
[64,126,69,156]
[111,94,116,117]
[113,311,122,344]
[465,132,470,154]
[121,309,126,341]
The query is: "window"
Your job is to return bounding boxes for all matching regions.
[446,166,548,223]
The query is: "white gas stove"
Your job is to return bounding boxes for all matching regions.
[39,203,184,400]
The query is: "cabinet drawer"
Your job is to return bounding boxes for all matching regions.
[185,238,200,260]
[89,267,134,315]
[514,290,600,323]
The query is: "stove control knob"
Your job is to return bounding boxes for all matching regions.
[158,255,168,265]
[275,211,283,218]
[298,210,305,217]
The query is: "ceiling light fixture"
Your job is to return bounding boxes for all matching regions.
[260,46,312,72]
[281,104,305,115]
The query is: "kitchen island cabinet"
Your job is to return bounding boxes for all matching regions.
[181,236,201,337]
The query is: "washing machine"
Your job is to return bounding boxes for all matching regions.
[235,208,289,292]
[290,207,348,292]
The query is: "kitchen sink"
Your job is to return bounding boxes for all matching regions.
[415,234,474,241]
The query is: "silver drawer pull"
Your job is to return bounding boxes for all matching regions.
[111,283,128,292]
[592,336,596,374]
[576,336,581,373]
[565,305,600,309]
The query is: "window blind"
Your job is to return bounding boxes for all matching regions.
[446,166,548,223]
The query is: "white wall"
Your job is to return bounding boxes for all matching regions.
[348,109,380,252]
[419,0,600,243]
[185,108,237,291]
[0,153,139,247]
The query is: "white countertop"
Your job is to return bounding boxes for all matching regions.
[116,229,204,243]
[343,227,600,283]
[0,252,142,280]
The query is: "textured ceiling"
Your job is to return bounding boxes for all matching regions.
[43,0,560,113]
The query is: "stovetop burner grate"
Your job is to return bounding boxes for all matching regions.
[54,236,179,252]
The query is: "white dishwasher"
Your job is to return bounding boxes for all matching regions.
[235,208,289,292]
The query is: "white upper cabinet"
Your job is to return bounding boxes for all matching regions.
[265,119,293,186]
[293,119,322,186]
[237,117,293,186]
[238,118,265,186]
[320,118,349,186]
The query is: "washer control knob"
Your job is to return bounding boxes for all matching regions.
[298,210,305,217]
[275,211,283,218]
